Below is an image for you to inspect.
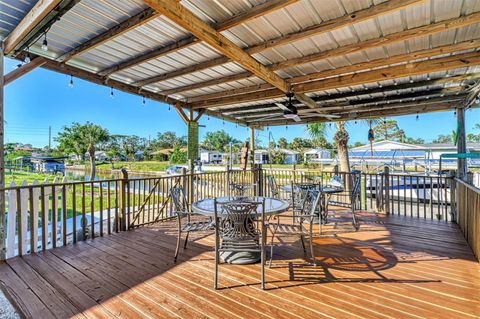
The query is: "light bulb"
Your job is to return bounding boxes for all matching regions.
[110,87,114,98]
[42,37,48,52]
[142,96,146,105]
[68,75,74,88]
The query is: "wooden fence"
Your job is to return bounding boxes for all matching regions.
[1,166,455,260]
[261,167,454,221]
[456,179,480,261]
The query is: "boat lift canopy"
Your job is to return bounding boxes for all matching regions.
[439,153,480,171]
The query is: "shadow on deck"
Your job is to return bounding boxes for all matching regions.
[0,209,479,319]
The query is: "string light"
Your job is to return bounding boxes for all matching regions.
[454,111,457,116]
[110,87,114,98]
[68,75,74,88]
[207,115,210,120]
[41,32,48,52]
[168,105,171,111]
[416,112,419,121]
[285,122,288,131]
[142,95,146,105]
[24,47,31,64]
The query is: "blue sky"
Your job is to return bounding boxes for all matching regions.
[4,57,480,148]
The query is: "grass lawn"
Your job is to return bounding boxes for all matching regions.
[81,161,171,172]
[4,171,73,185]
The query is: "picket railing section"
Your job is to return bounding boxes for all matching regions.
[2,166,455,259]
[455,179,480,261]
[262,167,454,221]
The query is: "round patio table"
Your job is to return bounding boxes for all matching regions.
[192,196,289,264]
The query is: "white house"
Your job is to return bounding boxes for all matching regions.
[279,149,300,164]
[304,148,330,163]
[254,149,269,164]
[200,149,224,164]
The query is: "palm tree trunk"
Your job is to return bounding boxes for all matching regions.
[334,122,350,173]
[88,143,96,181]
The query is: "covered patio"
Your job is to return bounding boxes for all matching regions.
[1,0,480,318]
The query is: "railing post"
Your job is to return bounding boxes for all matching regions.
[292,164,296,184]
[119,169,129,231]
[253,164,263,196]
[449,171,457,222]
[187,160,194,211]
[383,166,390,214]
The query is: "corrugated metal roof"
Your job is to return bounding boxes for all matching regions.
[3,0,480,124]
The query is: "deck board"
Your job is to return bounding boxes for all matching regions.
[1,210,479,319]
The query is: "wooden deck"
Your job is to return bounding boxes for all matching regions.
[1,209,479,319]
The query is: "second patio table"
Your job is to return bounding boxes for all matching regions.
[192,196,289,264]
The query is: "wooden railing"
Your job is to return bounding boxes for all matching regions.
[262,167,454,221]
[455,178,480,261]
[1,166,455,260]
[0,168,259,259]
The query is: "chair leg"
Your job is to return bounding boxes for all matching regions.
[183,231,190,249]
[269,231,275,268]
[309,236,317,266]
[174,230,181,263]
[214,232,220,289]
[300,235,307,257]
[261,232,266,290]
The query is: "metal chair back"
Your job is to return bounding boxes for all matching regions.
[217,201,260,240]
[171,186,188,215]
[266,176,279,198]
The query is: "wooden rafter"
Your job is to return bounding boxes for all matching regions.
[164,11,480,97]
[241,87,466,120]
[57,8,157,62]
[4,57,47,85]
[221,73,480,115]
[4,0,62,55]
[191,51,480,109]
[188,39,480,103]
[144,0,320,110]
[100,0,299,77]
[252,99,463,127]
[174,105,189,124]
[138,0,424,89]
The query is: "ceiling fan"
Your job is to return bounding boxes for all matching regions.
[254,92,340,123]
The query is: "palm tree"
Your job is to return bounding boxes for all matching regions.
[333,121,350,173]
[81,124,109,180]
[306,122,350,172]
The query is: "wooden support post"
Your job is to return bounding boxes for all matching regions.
[384,166,390,214]
[119,169,129,231]
[456,107,467,180]
[249,127,255,168]
[0,48,5,261]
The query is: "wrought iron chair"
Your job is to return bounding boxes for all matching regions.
[266,176,280,198]
[171,186,213,262]
[325,171,362,229]
[213,198,267,290]
[268,189,321,267]
[230,182,257,197]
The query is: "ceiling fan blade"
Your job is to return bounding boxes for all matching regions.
[300,111,340,119]
[274,102,290,111]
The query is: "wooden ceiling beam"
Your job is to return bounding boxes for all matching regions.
[169,11,480,96]
[220,73,480,114]
[4,57,47,85]
[143,0,289,92]
[251,100,461,126]
[3,0,76,56]
[141,0,424,90]
[101,0,299,77]
[239,88,465,120]
[57,7,157,62]
[188,39,480,103]
[144,0,322,111]
[191,51,480,109]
